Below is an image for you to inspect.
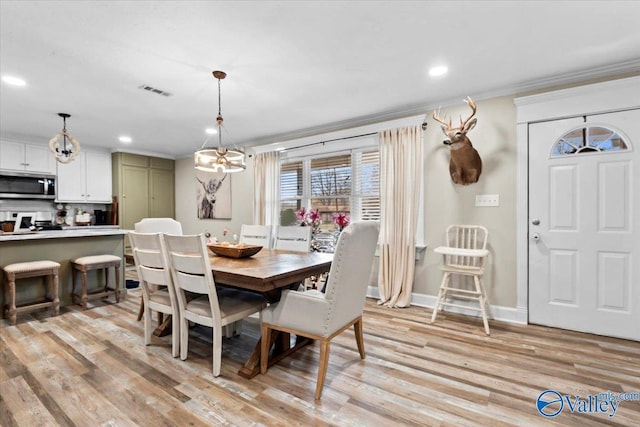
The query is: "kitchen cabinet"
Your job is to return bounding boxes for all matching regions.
[0,140,55,174]
[0,229,127,308]
[112,152,175,230]
[56,150,112,203]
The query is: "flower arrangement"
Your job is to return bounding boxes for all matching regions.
[332,212,350,231]
[296,207,321,228]
[295,207,308,223]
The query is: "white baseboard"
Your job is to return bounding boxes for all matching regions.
[366,286,528,325]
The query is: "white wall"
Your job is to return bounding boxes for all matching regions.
[173,96,518,309]
[417,95,518,308]
[174,155,255,239]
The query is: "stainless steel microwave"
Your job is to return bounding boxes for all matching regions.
[0,172,56,199]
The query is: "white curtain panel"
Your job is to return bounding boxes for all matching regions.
[378,126,423,308]
[253,151,280,226]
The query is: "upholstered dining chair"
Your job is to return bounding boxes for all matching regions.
[239,224,273,248]
[431,224,492,335]
[128,231,180,357]
[274,225,312,252]
[260,221,380,400]
[163,233,267,377]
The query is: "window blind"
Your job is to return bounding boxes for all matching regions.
[279,148,380,227]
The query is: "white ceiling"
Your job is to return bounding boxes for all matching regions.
[1,1,639,159]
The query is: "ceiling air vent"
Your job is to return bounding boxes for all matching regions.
[138,84,172,97]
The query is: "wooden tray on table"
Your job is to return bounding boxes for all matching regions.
[207,243,263,258]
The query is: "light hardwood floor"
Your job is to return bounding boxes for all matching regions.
[1,290,638,426]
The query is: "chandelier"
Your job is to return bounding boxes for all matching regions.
[194,70,246,173]
[49,113,80,164]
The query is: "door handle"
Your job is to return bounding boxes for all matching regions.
[531,232,541,241]
[531,219,540,226]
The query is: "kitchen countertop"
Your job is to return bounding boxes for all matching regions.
[0,225,128,308]
[0,226,129,242]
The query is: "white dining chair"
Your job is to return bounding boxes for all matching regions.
[260,221,380,399]
[132,218,183,321]
[128,231,180,357]
[239,224,273,248]
[163,233,267,377]
[431,224,492,335]
[134,217,183,235]
[274,225,312,252]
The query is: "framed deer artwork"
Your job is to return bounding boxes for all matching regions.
[195,170,231,219]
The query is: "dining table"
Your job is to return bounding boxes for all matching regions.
[211,249,333,378]
[137,248,333,377]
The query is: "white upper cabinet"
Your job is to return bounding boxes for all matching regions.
[56,149,112,203]
[0,140,55,174]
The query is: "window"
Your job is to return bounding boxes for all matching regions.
[551,125,629,157]
[279,148,380,229]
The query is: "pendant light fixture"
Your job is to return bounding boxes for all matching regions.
[194,70,246,173]
[49,113,80,164]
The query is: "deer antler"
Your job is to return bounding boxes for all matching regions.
[432,107,452,130]
[459,97,477,128]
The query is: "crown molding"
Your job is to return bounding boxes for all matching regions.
[246,59,640,149]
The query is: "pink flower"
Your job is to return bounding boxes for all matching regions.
[296,207,307,221]
[332,212,350,229]
[222,228,228,236]
[306,209,320,224]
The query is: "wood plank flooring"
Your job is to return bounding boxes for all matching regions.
[1,290,638,426]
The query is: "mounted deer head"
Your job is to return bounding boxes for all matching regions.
[433,97,482,185]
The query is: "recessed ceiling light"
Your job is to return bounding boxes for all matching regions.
[205,128,218,135]
[118,136,132,143]
[428,65,448,77]
[2,75,27,86]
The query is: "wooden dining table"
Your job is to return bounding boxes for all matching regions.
[210,249,333,378]
[138,248,332,377]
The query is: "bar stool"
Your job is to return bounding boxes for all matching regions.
[2,260,60,325]
[71,255,122,309]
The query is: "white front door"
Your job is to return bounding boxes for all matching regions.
[529,109,639,341]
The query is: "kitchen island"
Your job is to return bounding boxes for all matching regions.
[0,227,129,314]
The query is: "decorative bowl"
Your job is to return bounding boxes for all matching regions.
[207,243,263,258]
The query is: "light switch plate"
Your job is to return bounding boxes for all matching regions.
[476,194,499,207]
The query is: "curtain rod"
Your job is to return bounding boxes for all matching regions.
[280,131,378,152]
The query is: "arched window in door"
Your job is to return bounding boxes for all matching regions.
[550,125,630,157]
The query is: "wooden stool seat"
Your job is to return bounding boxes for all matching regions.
[2,260,60,325]
[71,255,122,309]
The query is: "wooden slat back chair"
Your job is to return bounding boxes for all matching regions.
[274,225,314,290]
[274,226,312,252]
[134,218,183,235]
[431,224,493,334]
[163,234,267,377]
[239,224,273,249]
[133,218,183,321]
[128,231,180,357]
[260,221,380,400]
